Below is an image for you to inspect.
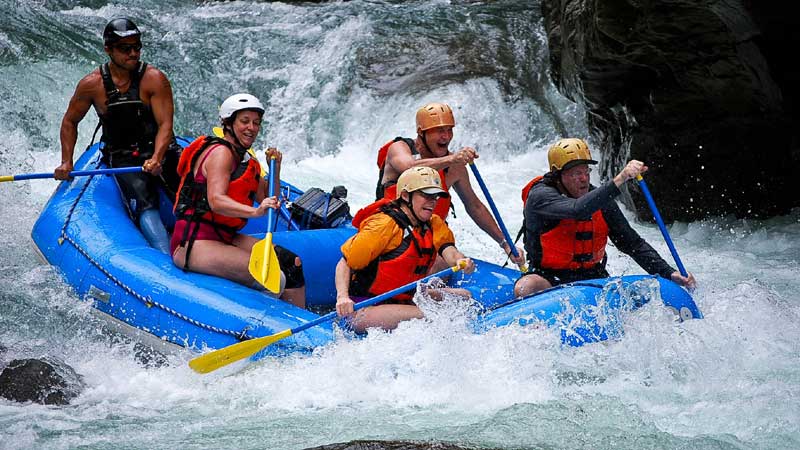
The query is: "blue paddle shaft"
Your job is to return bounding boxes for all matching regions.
[11,166,142,181]
[637,177,688,277]
[266,157,277,234]
[290,266,459,335]
[468,163,520,258]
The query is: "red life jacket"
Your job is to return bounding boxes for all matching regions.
[523,176,609,270]
[173,135,261,232]
[349,199,437,301]
[376,137,452,220]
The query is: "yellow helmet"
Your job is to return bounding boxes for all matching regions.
[547,138,598,171]
[416,103,455,133]
[396,167,449,199]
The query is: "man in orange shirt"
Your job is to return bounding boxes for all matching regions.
[335,167,475,332]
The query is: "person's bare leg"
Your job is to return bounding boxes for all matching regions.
[350,304,424,333]
[172,239,254,286]
[424,287,472,301]
[513,273,552,298]
[237,234,307,308]
[282,287,305,309]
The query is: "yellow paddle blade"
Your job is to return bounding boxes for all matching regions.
[188,329,293,374]
[249,233,282,294]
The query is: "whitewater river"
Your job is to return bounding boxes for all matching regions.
[1,1,798,449]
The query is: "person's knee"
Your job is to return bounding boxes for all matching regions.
[280,252,304,289]
[138,208,170,254]
[251,271,286,297]
[514,274,549,298]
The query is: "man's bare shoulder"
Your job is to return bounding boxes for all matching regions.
[387,139,413,155]
[142,65,171,88]
[74,69,104,98]
[76,68,102,88]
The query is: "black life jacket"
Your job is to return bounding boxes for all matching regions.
[98,62,158,161]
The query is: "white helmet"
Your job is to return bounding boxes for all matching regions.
[219,93,265,121]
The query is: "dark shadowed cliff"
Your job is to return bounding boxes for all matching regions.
[542,0,800,221]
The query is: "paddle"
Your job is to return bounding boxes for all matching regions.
[248,156,282,293]
[0,166,142,182]
[189,264,464,374]
[636,175,688,277]
[468,163,527,271]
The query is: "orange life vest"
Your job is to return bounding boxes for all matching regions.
[174,135,261,232]
[523,176,609,270]
[349,199,437,301]
[376,137,452,219]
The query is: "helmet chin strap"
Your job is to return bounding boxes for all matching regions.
[223,122,248,155]
[402,192,425,225]
[418,131,435,157]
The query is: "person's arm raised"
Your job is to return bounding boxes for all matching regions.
[386,142,477,174]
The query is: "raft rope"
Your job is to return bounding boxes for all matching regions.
[58,157,254,342]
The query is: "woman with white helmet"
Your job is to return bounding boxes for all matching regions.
[170,93,305,308]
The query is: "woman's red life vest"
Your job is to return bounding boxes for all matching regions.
[376,137,452,219]
[173,135,261,232]
[350,199,437,301]
[522,176,609,270]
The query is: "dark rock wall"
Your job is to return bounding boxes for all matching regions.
[542,0,800,221]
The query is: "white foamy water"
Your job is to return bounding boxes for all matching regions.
[1,1,798,449]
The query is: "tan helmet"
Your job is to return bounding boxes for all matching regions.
[396,167,449,199]
[547,138,598,171]
[416,103,455,133]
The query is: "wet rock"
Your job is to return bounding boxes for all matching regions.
[0,358,85,405]
[542,1,800,220]
[306,441,492,450]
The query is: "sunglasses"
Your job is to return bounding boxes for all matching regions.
[418,191,444,201]
[114,43,142,54]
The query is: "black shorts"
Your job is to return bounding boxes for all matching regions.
[108,141,182,218]
[112,169,160,218]
[275,245,305,289]
[524,266,610,287]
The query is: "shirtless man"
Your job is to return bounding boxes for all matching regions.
[55,17,178,253]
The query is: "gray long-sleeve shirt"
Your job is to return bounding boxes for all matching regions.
[524,174,675,278]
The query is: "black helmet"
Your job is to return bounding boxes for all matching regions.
[103,18,141,45]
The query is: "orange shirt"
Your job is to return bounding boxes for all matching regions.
[341,213,455,270]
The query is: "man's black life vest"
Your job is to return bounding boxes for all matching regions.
[98,62,158,162]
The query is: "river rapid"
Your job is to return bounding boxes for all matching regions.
[0,1,798,449]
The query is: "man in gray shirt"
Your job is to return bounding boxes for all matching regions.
[514,138,696,297]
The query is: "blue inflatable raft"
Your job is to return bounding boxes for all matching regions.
[30,138,702,360]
